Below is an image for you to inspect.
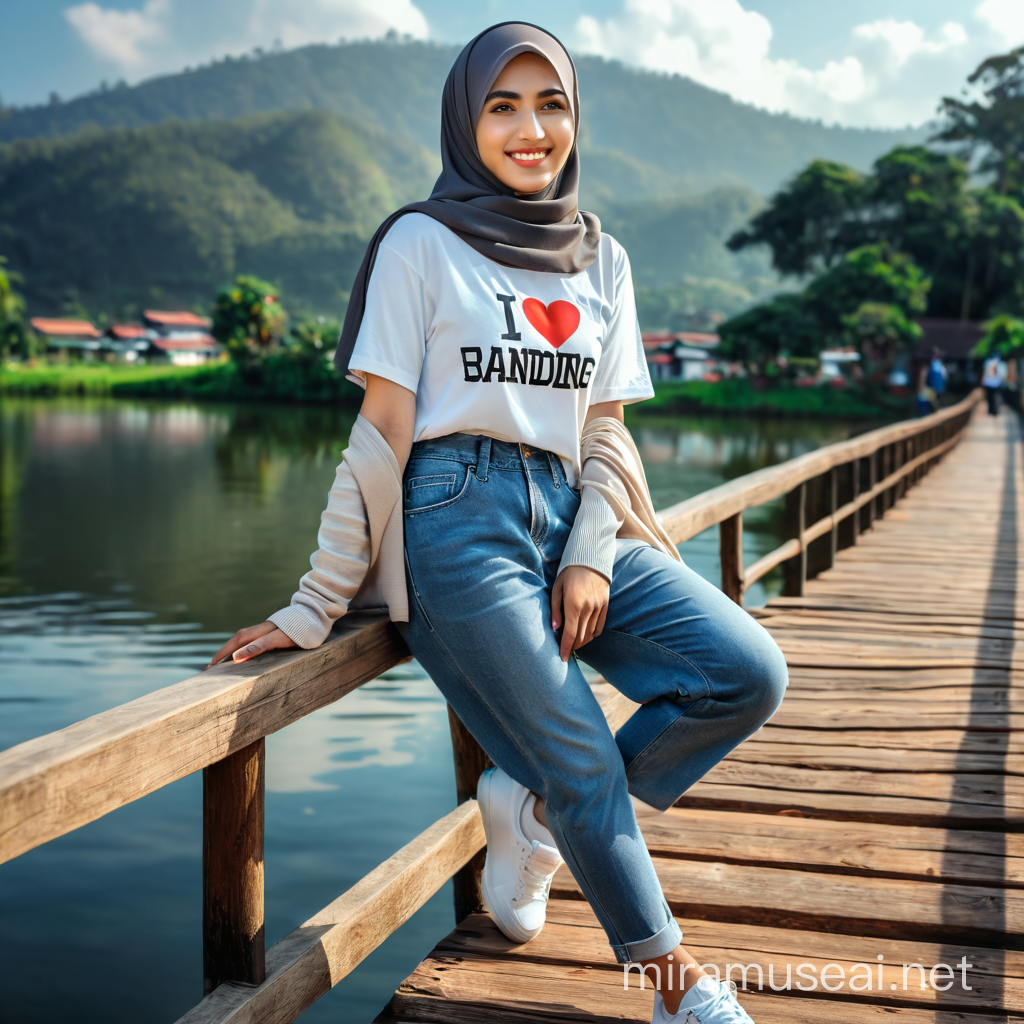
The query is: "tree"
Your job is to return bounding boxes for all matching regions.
[805,244,931,334]
[717,293,823,371]
[212,276,287,362]
[726,160,868,276]
[0,256,29,360]
[718,245,930,375]
[841,302,922,385]
[973,314,1024,358]
[935,46,1024,196]
[288,316,342,360]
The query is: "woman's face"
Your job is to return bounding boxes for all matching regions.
[475,52,574,194]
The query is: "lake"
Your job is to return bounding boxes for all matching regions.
[0,398,868,1023]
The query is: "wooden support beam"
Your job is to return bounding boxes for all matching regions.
[446,707,491,922]
[719,512,745,605]
[868,448,879,524]
[828,467,838,568]
[203,739,265,994]
[782,483,807,597]
[848,457,860,546]
[176,801,486,1024]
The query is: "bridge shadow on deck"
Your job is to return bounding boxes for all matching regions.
[940,410,1018,1008]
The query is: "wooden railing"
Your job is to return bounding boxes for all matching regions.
[0,389,982,1023]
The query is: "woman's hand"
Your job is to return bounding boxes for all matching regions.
[551,566,610,662]
[207,622,297,668]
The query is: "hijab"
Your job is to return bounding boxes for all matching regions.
[333,21,601,377]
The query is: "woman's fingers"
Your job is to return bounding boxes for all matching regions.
[554,566,611,661]
[576,604,601,651]
[232,627,295,664]
[551,574,564,632]
[207,621,281,668]
[559,599,580,662]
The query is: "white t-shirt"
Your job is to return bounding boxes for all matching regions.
[347,213,653,483]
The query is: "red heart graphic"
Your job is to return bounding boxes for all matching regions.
[522,298,581,349]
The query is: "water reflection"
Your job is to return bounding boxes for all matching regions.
[0,398,876,1023]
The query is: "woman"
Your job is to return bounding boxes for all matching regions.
[210,23,787,1023]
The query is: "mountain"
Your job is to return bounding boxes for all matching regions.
[0,38,927,323]
[0,110,437,317]
[0,38,925,204]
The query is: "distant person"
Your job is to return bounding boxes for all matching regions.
[982,354,1006,416]
[927,350,948,396]
[208,23,785,1024]
[917,350,948,415]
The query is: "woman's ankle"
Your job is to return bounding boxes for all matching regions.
[532,793,548,829]
[639,945,708,1016]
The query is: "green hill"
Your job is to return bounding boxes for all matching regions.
[0,110,437,317]
[0,37,926,324]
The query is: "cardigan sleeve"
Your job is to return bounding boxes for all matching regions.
[556,460,627,583]
[268,456,371,648]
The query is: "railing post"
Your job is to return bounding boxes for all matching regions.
[881,445,892,514]
[828,467,838,567]
[867,450,878,527]
[782,483,807,597]
[203,738,265,996]
[447,708,492,922]
[849,458,860,546]
[719,512,744,605]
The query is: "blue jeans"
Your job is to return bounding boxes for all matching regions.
[396,433,788,963]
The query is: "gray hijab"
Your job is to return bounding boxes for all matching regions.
[333,21,601,377]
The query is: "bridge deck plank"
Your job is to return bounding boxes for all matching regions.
[377,409,1022,1022]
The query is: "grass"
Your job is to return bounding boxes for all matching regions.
[0,358,363,404]
[0,361,226,397]
[2,362,916,420]
[638,378,915,420]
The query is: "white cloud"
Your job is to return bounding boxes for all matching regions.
[853,19,967,67]
[64,0,428,81]
[572,0,1019,127]
[65,0,169,70]
[976,0,1024,47]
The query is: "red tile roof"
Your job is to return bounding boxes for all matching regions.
[109,323,147,339]
[30,318,102,338]
[143,310,211,328]
[150,335,219,351]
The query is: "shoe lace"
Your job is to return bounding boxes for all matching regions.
[512,846,555,905]
[695,981,751,1024]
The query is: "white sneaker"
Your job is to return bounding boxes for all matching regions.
[653,980,755,1023]
[476,765,563,943]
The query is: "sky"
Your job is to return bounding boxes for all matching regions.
[1,0,1022,128]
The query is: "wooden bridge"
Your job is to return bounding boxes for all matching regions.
[1,389,1020,1023]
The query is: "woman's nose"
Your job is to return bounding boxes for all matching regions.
[518,110,545,141]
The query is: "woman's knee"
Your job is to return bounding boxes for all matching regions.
[743,631,789,723]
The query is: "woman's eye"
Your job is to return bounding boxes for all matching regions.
[490,103,514,113]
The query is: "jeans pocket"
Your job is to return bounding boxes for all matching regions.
[404,459,473,516]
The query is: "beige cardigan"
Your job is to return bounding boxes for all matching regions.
[268,414,407,648]
[269,415,676,648]
[557,416,681,580]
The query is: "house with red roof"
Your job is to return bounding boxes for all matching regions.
[30,318,104,355]
[641,330,721,381]
[141,310,221,365]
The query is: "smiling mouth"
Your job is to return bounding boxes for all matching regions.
[506,148,551,167]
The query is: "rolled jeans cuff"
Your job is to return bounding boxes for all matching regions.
[612,910,682,964]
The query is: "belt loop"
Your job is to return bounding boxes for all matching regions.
[475,435,491,481]
[546,451,561,488]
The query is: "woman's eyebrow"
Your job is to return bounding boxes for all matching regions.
[484,87,567,103]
